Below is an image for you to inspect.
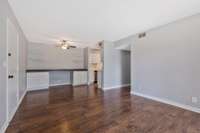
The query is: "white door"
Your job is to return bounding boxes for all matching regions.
[7,19,19,121]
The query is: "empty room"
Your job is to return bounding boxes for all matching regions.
[0,0,200,133]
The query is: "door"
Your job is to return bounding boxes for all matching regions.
[7,19,19,121]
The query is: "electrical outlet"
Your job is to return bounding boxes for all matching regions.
[192,97,198,103]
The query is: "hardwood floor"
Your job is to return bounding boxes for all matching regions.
[6,85,200,133]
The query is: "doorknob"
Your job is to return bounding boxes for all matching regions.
[8,75,14,79]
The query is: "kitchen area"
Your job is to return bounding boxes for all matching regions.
[26,42,102,91]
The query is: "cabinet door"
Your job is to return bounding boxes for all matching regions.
[27,72,49,90]
[81,72,88,84]
[72,72,79,86]
[73,71,88,86]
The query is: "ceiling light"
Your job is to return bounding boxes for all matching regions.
[61,45,67,50]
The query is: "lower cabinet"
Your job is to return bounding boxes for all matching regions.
[72,71,88,86]
[27,71,88,90]
[27,72,49,91]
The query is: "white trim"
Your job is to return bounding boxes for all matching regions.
[49,83,71,87]
[1,90,27,133]
[6,17,9,125]
[16,33,19,103]
[103,84,130,91]
[27,85,49,91]
[8,90,27,122]
[28,83,72,90]
[0,122,8,133]
[131,91,200,114]
[87,81,94,85]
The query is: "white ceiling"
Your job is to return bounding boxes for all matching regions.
[8,0,200,46]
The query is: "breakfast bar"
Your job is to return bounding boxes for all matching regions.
[26,69,88,91]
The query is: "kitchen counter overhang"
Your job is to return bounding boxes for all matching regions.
[26,69,88,72]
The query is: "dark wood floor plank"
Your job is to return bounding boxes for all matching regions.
[6,85,200,133]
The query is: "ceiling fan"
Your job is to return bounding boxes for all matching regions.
[56,40,77,50]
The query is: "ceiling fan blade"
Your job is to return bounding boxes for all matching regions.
[69,45,77,48]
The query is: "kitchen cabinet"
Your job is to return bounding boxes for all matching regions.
[72,71,88,86]
[27,72,49,91]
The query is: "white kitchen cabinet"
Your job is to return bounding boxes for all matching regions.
[27,72,49,91]
[72,71,88,86]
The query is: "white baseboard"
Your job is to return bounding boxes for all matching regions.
[28,83,72,90]
[131,91,200,114]
[87,81,94,85]
[103,84,130,91]
[28,84,49,91]
[49,83,71,87]
[0,122,8,133]
[0,90,27,133]
[8,90,27,122]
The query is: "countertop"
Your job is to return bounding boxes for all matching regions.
[26,69,88,72]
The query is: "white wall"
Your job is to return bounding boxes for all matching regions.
[0,0,7,130]
[0,0,28,132]
[18,28,27,98]
[127,14,200,109]
[28,42,85,69]
[102,41,130,90]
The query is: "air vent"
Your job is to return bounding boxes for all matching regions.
[138,32,146,38]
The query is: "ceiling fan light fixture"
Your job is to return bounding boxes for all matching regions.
[57,40,77,50]
[60,40,69,50]
[61,45,67,50]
